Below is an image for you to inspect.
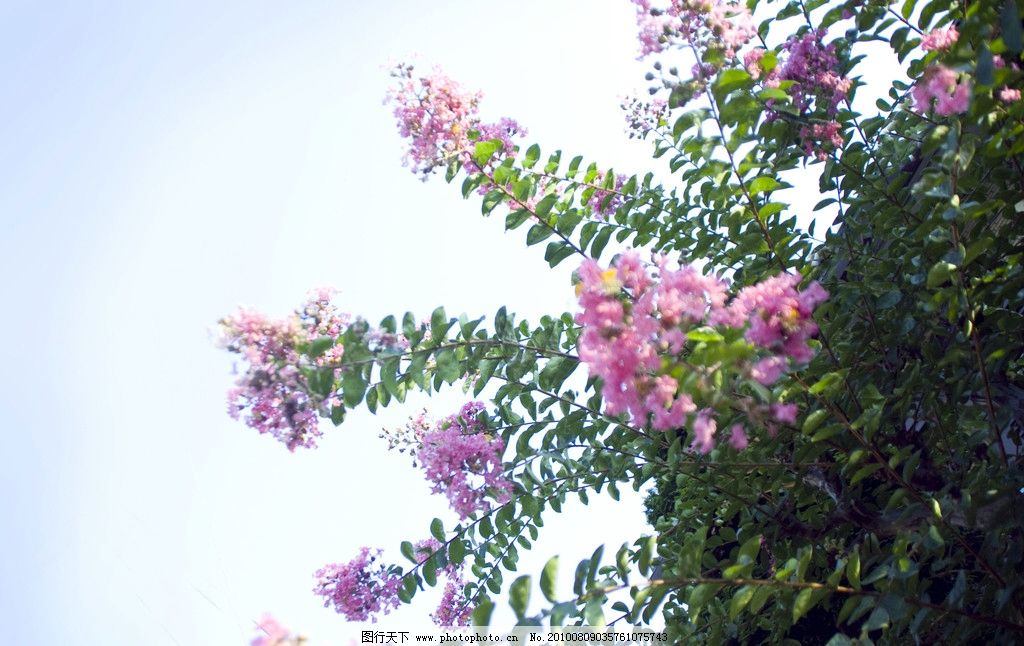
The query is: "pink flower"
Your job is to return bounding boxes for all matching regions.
[728,424,748,450]
[432,575,472,627]
[770,403,798,425]
[622,96,667,138]
[744,49,766,79]
[692,409,717,453]
[763,30,852,159]
[587,172,627,219]
[912,65,971,115]
[723,272,827,363]
[921,26,959,52]
[799,121,843,160]
[631,0,754,59]
[385,63,524,177]
[574,255,826,438]
[220,292,399,450]
[999,87,1022,103]
[314,548,402,622]
[750,356,787,385]
[251,614,290,646]
[417,402,513,520]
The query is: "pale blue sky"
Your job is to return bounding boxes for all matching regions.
[0,2,659,643]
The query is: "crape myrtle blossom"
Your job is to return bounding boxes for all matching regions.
[717,271,828,364]
[220,291,406,451]
[386,62,524,178]
[380,409,432,461]
[631,0,756,60]
[586,171,628,219]
[622,95,668,138]
[412,538,472,626]
[432,574,473,626]
[574,252,826,453]
[999,86,1021,103]
[386,402,513,520]
[762,30,852,159]
[314,548,402,622]
[219,290,346,451]
[248,618,290,646]
[912,64,971,115]
[920,26,959,52]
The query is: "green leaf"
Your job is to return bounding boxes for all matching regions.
[513,178,532,202]
[526,224,553,246]
[591,226,613,258]
[342,369,366,408]
[398,575,417,603]
[729,585,756,619]
[330,405,345,426]
[792,587,815,622]
[802,409,829,434]
[473,140,501,167]
[737,535,761,563]
[474,359,497,396]
[449,539,467,565]
[523,143,541,169]
[715,68,752,98]
[540,556,559,603]
[847,548,861,589]
[538,356,578,391]
[749,175,783,195]
[509,575,531,618]
[472,597,495,626]
[927,261,956,288]
[686,326,724,343]
[435,350,461,383]
[550,601,575,626]
[430,518,445,542]
[638,536,657,575]
[584,597,606,627]
[864,606,890,631]
[1003,0,1022,53]
[809,371,844,395]
[400,540,416,563]
[876,290,902,309]
[423,556,438,587]
[430,306,450,341]
[688,583,717,619]
[534,194,557,218]
[977,44,995,86]
[307,336,334,358]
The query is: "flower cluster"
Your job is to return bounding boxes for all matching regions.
[432,575,473,627]
[586,172,627,219]
[386,62,525,177]
[251,614,305,646]
[720,271,829,365]
[912,64,971,116]
[219,291,405,450]
[574,252,826,452]
[760,30,852,159]
[313,548,402,623]
[920,26,959,52]
[622,95,668,139]
[1000,87,1022,103]
[632,0,756,60]
[387,402,513,519]
[219,293,342,451]
[411,538,472,626]
[380,409,432,461]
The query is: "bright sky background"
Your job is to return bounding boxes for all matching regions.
[1,1,901,643]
